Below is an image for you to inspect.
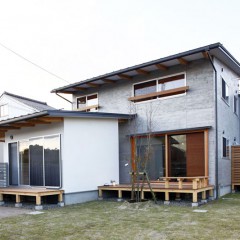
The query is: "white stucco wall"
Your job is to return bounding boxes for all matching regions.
[62,118,119,193]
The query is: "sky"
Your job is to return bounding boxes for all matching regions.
[0,0,240,110]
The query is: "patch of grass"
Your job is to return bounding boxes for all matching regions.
[1,194,240,239]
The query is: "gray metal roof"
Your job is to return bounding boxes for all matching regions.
[2,92,56,111]
[128,126,212,137]
[0,110,135,125]
[51,42,240,93]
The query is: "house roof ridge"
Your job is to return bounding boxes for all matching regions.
[3,91,49,106]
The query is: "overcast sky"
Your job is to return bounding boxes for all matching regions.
[0,0,239,110]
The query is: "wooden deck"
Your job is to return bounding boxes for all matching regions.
[98,177,214,204]
[0,187,64,209]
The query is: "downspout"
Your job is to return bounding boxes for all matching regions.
[206,51,219,199]
[55,92,73,105]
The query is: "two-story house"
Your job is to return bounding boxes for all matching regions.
[0,43,239,207]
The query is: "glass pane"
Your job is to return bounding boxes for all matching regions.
[77,96,86,109]
[30,138,44,186]
[134,80,156,96]
[87,94,98,112]
[169,135,186,177]
[163,79,185,91]
[44,135,60,187]
[9,142,18,185]
[19,141,30,185]
[136,136,165,180]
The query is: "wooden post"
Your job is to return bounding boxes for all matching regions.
[165,179,169,188]
[165,192,169,201]
[202,191,206,200]
[118,190,122,199]
[99,189,103,198]
[192,179,199,190]
[209,189,214,197]
[193,192,198,203]
[175,193,181,200]
[141,190,145,200]
[177,178,183,189]
[0,194,3,201]
[36,195,41,205]
[58,192,63,202]
[16,195,21,203]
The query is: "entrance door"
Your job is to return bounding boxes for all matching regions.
[9,142,18,185]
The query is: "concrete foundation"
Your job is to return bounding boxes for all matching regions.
[35,205,43,210]
[15,203,22,208]
[64,190,98,205]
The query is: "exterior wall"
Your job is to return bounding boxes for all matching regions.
[0,95,37,121]
[62,118,119,196]
[73,59,217,185]
[214,57,240,196]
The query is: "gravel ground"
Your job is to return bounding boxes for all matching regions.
[0,206,32,219]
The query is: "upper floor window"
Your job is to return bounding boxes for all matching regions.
[130,73,187,102]
[234,95,238,115]
[0,104,8,117]
[222,136,230,158]
[76,93,98,112]
[222,78,229,104]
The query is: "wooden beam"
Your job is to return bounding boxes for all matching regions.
[128,86,189,102]
[155,63,168,70]
[74,87,86,91]
[38,117,63,122]
[27,120,51,125]
[0,126,20,130]
[87,83,100,87]
[102,79,116,84]
[118,74,132,80]
[136,69,149,75]
[11,123,35,127]
[178,58,188,65]
[202,52,209,59]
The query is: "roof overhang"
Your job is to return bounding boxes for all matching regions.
[51,43,240,94]
[0,110,135,141]
[128,126,212,137]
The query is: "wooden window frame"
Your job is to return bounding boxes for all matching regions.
[76,93,99,112]
[130,72,187,103]
[130,129,209,178]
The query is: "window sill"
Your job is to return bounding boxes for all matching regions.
[74,104,99,112]
[128,86,189,102]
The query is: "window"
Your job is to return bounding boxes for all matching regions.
[222,78,229,104]
[234,95,238,115]
[131,73,187,102]
[0,104,8,117]
[222,137,230,158]
[18,134,61,187]
[76,93,98,112]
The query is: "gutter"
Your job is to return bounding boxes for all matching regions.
[206,51,219,199]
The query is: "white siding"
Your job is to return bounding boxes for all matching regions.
[0,95,37,121]
[62,118,119,193]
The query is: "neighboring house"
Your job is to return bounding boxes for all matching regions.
[0,92,55,162]
[0,43,239,207]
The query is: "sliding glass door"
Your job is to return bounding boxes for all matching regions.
[14,134,61,187]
